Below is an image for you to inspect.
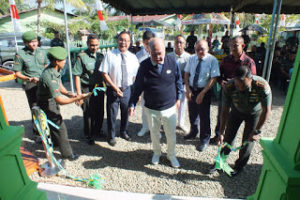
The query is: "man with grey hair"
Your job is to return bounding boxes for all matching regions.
[129,38,183,168]
[135,30,155,137]
[184,40,220,152]
[168,35,190,133]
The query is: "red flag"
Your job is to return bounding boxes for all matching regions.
[95,0,108,31]
[9,0,22,32]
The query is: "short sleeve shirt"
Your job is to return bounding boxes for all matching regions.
[100,49,139,87]
[184,53,220,88]
[136,48,149,63]
[168,51,190,74]
[13,47,48,78]
[72,50,104,86]
[223,75,272,114]
[37,66,61,102]
[219,52,257,82]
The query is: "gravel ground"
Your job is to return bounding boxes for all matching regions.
[0,80,285,199]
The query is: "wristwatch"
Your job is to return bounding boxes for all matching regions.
[255,129,262,134]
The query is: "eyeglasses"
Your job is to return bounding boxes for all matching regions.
[195,48,206,52]
[118,39,130,43]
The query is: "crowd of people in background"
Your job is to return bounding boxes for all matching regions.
[12,27,298,176]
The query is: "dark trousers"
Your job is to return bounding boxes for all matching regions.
[81,85,105,139]
[81,86,91,138]
[188,87,212,144]
[106,86,131,139]
[38,99,73,158]
[89,86,105,138]
[23,82,38,134]
[222,107,261,170]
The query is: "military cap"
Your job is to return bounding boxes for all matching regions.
[22,31,37,42]
[48,47,67,60]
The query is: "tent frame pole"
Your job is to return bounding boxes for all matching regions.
[266,0,283,82]
[63,0,74,93]
[262,0,278,78]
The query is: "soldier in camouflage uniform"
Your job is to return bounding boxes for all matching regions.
[13,31,48,135]
[210,65,272,176]
[37,47,89,160]
[73,34,105,145]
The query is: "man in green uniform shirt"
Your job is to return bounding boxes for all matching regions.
[210,65,272,176]
[13,31,48,135]
[37,47,89,160]
[73,34,105,145]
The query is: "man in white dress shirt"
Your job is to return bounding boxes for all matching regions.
[135,31,155,137]
[168,35,190,133]
[184,40,220,152]
[100,31,139,146]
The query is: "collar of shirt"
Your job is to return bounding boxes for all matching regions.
[197,53,209,61]
[24,47,35,55]
[230,51,247,62]
[86,49,96,58]
[117,48,130,57]
[48,65,61,78]
[173,51,189,59]
[150,58,164,66]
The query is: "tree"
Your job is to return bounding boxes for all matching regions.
[36,0,87,34]
[0,0,28,16]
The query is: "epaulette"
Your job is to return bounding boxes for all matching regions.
[255,80,265,88]
[225,81,234,89]
[78,51,85,57]
[224,81,234,92]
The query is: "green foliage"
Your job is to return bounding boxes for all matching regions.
[92,18,131,41]
[0,0,28,15]
[258,36,268,44]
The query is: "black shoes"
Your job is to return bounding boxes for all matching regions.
[184,133,196,140]
[209,136,219,145]
[208,164,218,174]
[120,133,131,141]
[207,163,243,177]
[197,143,208,152]
[231,167,243,176]
[65,154,80,161]
[87,139,95,145]
[108,138,117,146]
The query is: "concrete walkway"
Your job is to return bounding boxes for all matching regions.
[38,183,242,200]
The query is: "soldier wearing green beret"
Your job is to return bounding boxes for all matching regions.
[210,65,272,176]
[37,47,90,160]
[73,34,105,145]
[13,31,48,136]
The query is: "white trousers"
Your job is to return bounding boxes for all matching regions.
[141,95,149,131]
[177,87,187,127]
[144,105,177,158]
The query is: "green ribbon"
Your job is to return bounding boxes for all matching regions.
[33,108,105,189]
[213,142,249,176]
[92,87,106,96]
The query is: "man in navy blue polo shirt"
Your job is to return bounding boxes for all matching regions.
[129,37,183,168]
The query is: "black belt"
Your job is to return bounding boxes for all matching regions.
[189,86,204,93]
